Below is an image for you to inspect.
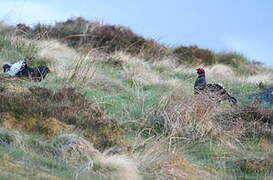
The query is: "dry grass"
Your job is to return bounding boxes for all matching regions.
[64,52,97,84]
[207,64,236,81]
[214,104,273,139]
[245,73,273,85]
[0,37,97,85]
[37,39,78,62]
[108,52,195,88]
[52,134,140,180]
[143,80,266,150]
[106,52,163,86]
[14,17,168,59]
[36,40,99,85]
[152,79,273,146]
[1,19,273,179]
[0,130,140,180]
[96,153,140,180]
[0,128,26,150]
[123,63,161,86]
[157,94,225,141]
[89,73,129,93]
[130,136,216,179]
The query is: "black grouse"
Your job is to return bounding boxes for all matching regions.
[194,67,237,104]
[2,62,50,81]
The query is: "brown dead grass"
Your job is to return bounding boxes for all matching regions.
[53,134,140,180]
[1,113,73,138]
[41,118,74,138]
[214,104,273,140]
[207,64,236,81]
[161,154,216,180]
[148,85,224,141]
[131,136,216,180]
[15,17,168,60]
[234,157,273,174]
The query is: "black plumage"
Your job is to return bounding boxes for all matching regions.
[2,64,11,72]
[2,62,50,81]
[16,65,50,81]
[194,68,237,104]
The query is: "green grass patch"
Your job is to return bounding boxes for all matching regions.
[85,85,164,122]
[217,80,260,103]
[183,140,273,179]
[167,72,196,82]
[0,35,36,61]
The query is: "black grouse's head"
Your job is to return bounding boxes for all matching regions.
[2,64,11,72]
[196,67,205,75]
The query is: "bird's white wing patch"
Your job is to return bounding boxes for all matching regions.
[217,83,225,89]
[8,60,26,76]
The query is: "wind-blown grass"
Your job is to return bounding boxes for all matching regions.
[1,20,273,179]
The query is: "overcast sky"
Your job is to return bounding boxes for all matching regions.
[0,0,272,66]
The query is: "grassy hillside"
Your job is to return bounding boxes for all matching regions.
[0,18,273,179]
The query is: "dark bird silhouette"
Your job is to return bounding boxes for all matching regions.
[3,62,50,81]
[15,64,50,81]
[2,64,11,72]
[194,67,237,104]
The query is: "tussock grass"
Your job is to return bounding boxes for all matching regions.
[129,135,218,179]
[207,64,236,81]
[1,19,273,179]
[245,73,273,85]
[65,52,97,84]
[0,129,139,179]
[37,39,78,62]
[0,35,36,61]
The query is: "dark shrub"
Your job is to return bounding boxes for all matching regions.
[173,45,215,65]
[15,17,167,59]
[89,25,166,59]
[214,52,249,67]
[214,104,273,139]
[15,23,32,36]
[0,84,123,150]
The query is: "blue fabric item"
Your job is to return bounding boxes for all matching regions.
[248,87,273,107]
